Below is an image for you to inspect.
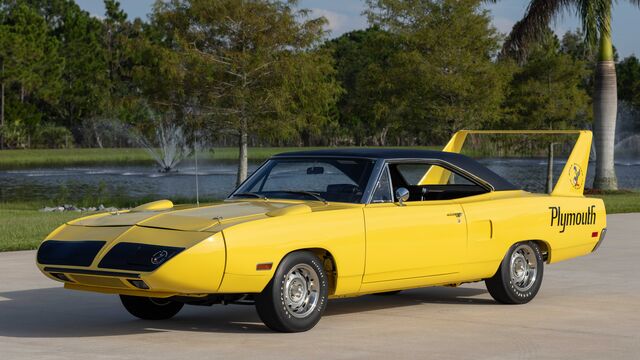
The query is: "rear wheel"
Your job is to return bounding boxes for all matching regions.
[485,241,544,304]
[120,295,184,320]
[255,251,328,332]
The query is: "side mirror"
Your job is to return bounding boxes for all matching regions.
[395,187,410,206]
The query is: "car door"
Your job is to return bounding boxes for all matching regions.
[361,163,469,287]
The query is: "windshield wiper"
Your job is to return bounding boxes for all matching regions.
[232,192,268,200]
[281,190,328,204]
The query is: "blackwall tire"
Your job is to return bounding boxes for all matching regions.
[485,241,544,304]
[120,295,184,320]
[255,251,328,332]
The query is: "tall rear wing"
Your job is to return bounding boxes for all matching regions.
[418,130,593,196]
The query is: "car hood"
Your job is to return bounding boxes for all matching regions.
[67,200,351,232]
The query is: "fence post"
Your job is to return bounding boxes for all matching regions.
[546,142,555,193]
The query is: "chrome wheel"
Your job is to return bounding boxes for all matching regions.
[283,263,320,318]
[510,244,538,292]
[486,241,544,304]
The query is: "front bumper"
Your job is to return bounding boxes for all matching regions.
[36,225,226,297]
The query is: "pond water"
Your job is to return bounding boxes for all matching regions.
[1,158,639,204]
[0,160,259,204]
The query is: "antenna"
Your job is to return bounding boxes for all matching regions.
[194,129,200,207]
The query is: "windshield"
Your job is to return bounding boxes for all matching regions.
[230,158,376,203]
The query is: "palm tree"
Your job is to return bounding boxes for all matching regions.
[499,0,640,190]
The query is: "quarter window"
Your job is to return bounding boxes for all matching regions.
[396,163,474,185]
[371,166,393,203]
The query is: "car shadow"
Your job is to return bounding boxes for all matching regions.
[0,286,491,338]
[326,286,493,317]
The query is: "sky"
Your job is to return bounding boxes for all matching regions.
[76,0,640,58]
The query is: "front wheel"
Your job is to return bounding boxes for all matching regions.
[485,241,544,304]
[120,295,184,320]
[255,251,328,332]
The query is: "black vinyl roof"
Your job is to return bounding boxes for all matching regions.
[272,148,518,191]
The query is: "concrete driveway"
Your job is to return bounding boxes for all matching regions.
[1,214,639,360]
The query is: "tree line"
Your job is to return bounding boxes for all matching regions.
[1,0,639,184]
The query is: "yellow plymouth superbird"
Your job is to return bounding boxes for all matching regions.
[36,130,606,332]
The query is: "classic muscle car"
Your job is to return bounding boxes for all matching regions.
[36,130,607,332]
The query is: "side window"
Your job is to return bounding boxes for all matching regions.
[371,166,393,203]
[390,163,487,202]
[396,163,430,185]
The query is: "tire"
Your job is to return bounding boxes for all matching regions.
[120,295,184,320]
[255,251,328,332]
[485,241,544,304]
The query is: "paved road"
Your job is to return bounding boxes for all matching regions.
[1,214,639,360]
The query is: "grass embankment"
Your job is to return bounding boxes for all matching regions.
[1,192,639,252]
[0,147,319,168]
[0,146,443,168]
[0,148,153,168]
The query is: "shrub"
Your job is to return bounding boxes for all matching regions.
[33,123,74,149]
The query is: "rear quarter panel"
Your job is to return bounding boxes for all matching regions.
[460,191,606,280]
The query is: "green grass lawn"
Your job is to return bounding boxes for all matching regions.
[0,204,82,252]
[1,192,639,252]
[587,191,640,214]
